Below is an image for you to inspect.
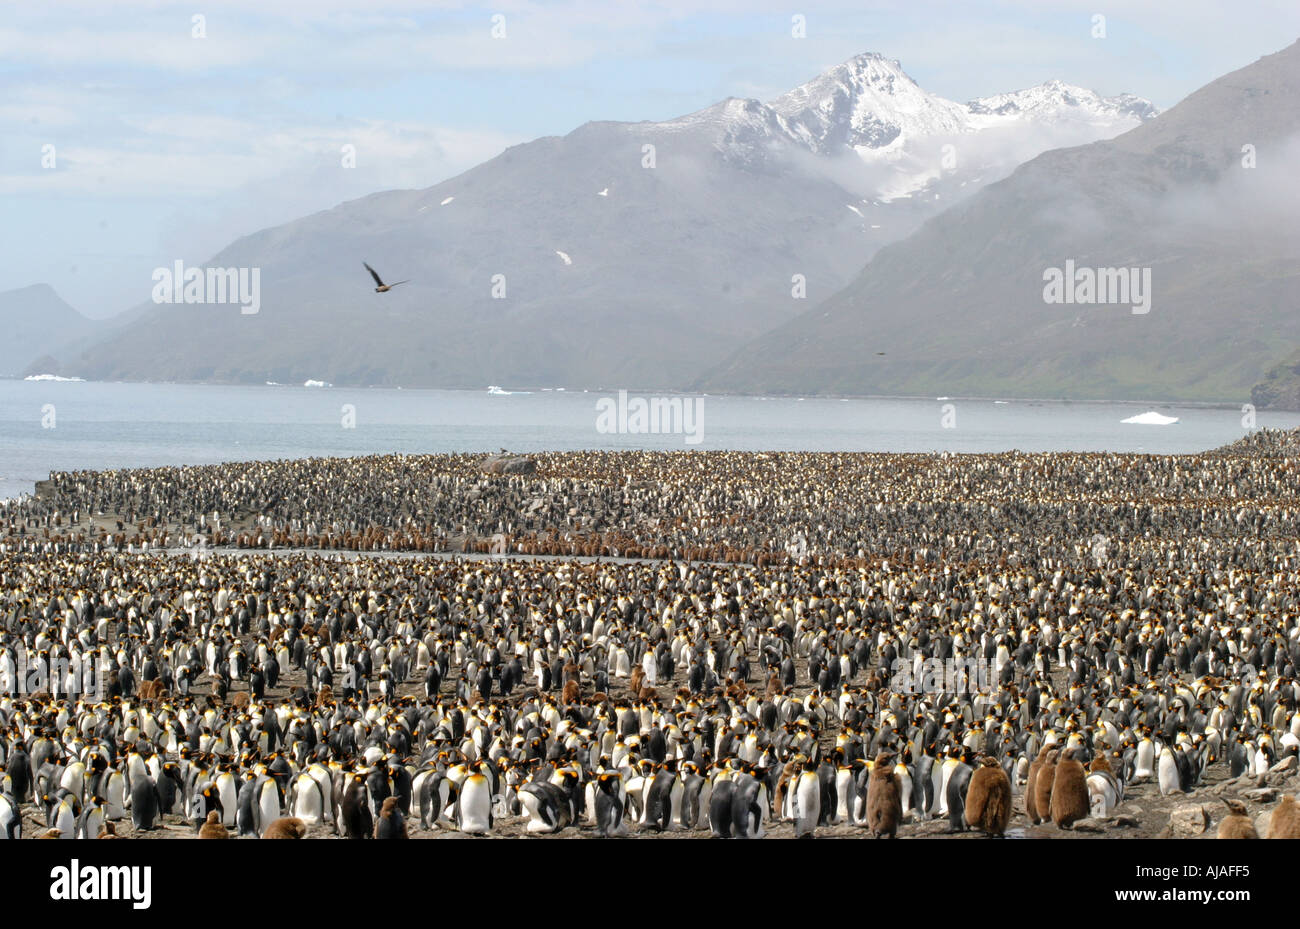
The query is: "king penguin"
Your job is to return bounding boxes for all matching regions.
[130,774,159,831]
[730,770,766,839]
[793,759,821,838]
[457,762,494,835]
[594,772,626,837]
[1156,745,1181,797]
[340,773,373,839]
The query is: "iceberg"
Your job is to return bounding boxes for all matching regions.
[1121,411,1179,425]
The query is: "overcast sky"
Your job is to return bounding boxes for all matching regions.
[3,0,1297,318]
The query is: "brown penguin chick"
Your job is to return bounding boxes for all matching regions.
[1088,753,1112,774]
[199,810,230,839]
[965,756,1013,837]
[98,822,122,839]
[866,752,903,839]
[773,756,800,818]
[37,828,62,839]
[262,817,308,839]
[1267,795,1300,838]
[765,670,782,700]
[628,666,645,697]
[1049,749,1089,829]
[373,797,408,839]
[562,680,580,706]
[1217,799,1259,839]
[1029,748,1059,825]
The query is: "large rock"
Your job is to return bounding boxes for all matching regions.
[1269,755,1298,775]
[1169,805,1209,837]
[1243,787,1279,803]
[481,454,538,476]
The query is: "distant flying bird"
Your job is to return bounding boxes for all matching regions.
[597,188,609,197]
[363,262,408,293]
[876,352,886,356]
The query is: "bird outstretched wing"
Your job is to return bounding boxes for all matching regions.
[363,262,385,287]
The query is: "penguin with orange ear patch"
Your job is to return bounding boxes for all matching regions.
[866,751,903,838]
[1216,799,1258,839]
[965,756,1012,837]
[594,771,626,837]
[340,773,373,839]
[1049,748,1089,829]
[1267,795,1300,838]
[374,796,408,839]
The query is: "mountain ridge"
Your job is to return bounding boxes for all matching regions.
[26,52,1156,390]
[699,40,1300,404]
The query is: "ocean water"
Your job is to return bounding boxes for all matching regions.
[2,380,1296,501]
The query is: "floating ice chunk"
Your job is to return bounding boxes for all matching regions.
[1121,411,1179,425]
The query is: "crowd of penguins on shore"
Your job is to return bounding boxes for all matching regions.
[2,431,1300,839]
[7,429,1300,566]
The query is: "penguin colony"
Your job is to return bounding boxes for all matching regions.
[2,433,1300,839]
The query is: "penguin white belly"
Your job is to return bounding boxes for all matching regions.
[852,781,869,825]
[292,774,324,824]
[938,764,955,815]
[0,795,19,839]
[584,782,599,825]
[834,770,853,823]
[59,764,85,800]
[520,789,557,834]
[258,781,280,834]
[80,804,105,840]
[1087,772,1120,816]
[216,774,239,826]
[794,773,820,836]
[459,775,493,834]
[896,765,913,820]
[106,772,127,820]
[411,771,432,820]
[54,801,77,839]
[1134,742,1155,780]
[1156,752,1180,796]
[667,780,684,831]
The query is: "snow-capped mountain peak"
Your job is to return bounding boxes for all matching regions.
[769,52,971,152]
[967,80,1159,125]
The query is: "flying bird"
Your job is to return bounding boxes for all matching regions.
[363,262,408,293]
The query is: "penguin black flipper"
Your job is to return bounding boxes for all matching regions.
[708,780,734,838]
[946,765,972,833]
